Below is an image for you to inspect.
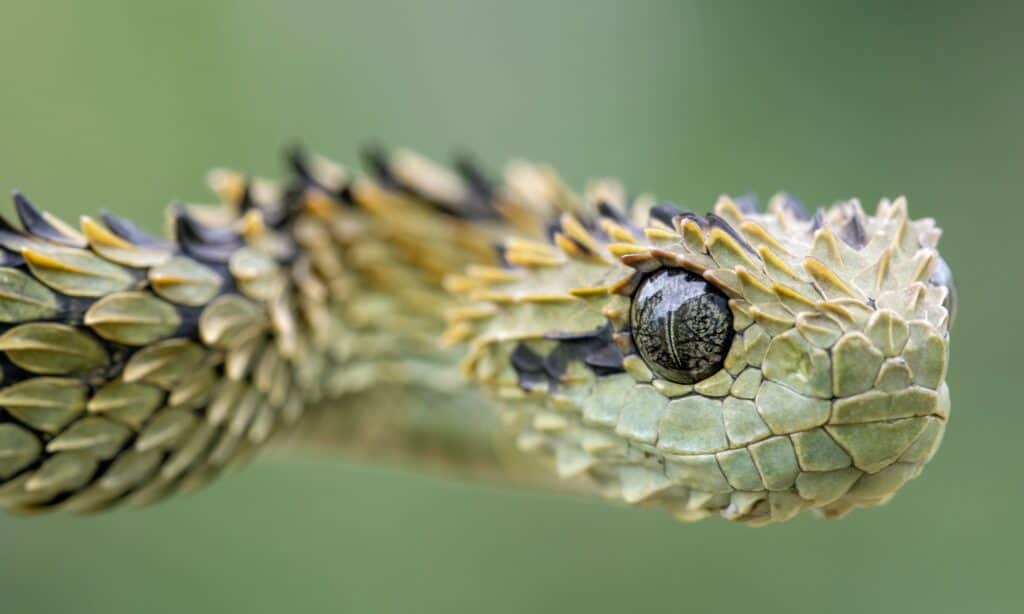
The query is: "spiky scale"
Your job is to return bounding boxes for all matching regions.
[161,422,218,480]
[84,292,182,345]
[46,417,132,459]
[168,367,217,409]
[13,191,87,247]
[0,147,953,527]
[148,256,223,306]
[25,452,98,494]
[101,211,168,248]
[206,379,246,426]
[123,338,206,388]
[173,206,243,262]
[0,377,87,433]
[0,423,42,478]
[22,246,134,297]
[0,323,108,374]
[230,247,285,300]
[135,408,197,452]
[87,380,165,429]
[80,216,171,267]
[246,403,277,444]
[0,267,60,323]
[199,294,265,348]
[99,449,163,492]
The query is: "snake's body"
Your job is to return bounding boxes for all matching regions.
[0,149,953,524]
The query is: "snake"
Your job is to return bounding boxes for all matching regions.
[0,147,955,525]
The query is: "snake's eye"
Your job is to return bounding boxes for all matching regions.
[630,268,734,384]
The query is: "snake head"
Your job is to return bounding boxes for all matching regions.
[449,170,953,525]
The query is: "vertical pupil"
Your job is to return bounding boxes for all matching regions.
[629,268,734,384]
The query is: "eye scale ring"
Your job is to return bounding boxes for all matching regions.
[629,268,734,385]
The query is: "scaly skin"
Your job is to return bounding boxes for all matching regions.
[0,148,953,524]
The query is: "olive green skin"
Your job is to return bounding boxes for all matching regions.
[454,185,952,524]
[0,150,952,525]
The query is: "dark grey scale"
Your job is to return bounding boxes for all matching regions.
[0,246,24,267]
[285,146,354,210]
[630,268,733,384]
[282,182,310,216]
[561,235,594,257]
[596,200,644,239]
[777,194,810,221]
[175,205,242,246]
[361,145,501,221]
[734,194,760,215]
[453,156,496,202]
[239,173,291,230]
[544,324,625,377]
[12,192,84,247]
[104,207,241,292]
[544,218,595,257]
[705,213,758,256]
[597,201,630,226]
[840,210,868,250]
[101,210,172,249]
[658,210,756,256]
[543,219,562,242]
[649,202,686,227]
[451,155,501,219]
[284,146,315,187]
[510,325,626,392]
[491,242,513,268]
[675,211,708,230]
[583,345,626,374]
[510,343,548,391]
[362,145,400,189]
[809,208,826,233]
[0,216,29,267]
[161,208,266,318]
[173,206,245,263]
[0,200,144,371]
[236,181,256,213]
[541,347,570,384]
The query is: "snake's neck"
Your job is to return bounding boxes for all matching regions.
[273,181,560,486]
[287,383,556,487]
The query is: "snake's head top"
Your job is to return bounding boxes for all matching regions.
[448,167,954,525]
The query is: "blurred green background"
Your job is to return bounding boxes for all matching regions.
[0,1,1020,612]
